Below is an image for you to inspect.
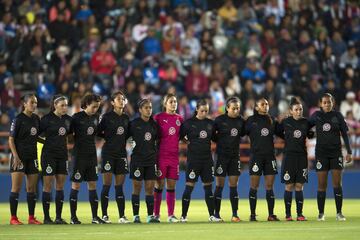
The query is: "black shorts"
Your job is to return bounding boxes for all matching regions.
[41,152,68,176]
[315,150,343,172]
[281,153,308,184]
[249,154,277,176]
[70,154,98,182]
[186,159,214,183]
[101,155,128,175]
[130,161,156,181]
[10,154,39,175]
[214,155,241,177]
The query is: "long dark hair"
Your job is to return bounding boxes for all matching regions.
[162,93,177,112]
[137,98,151,109]
[50,94,68,112]
[289,97,302,110]
[21,93,36,112]
[225,96,241,114]
[254,97,272,125]
[81,93,101,109]
[319,92,335,108]
[192,99,208,118]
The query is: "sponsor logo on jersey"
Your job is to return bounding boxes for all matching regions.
[144,132,152,141]
[199,130,207,139]
[293,130,302,138]
[322,123,331,132]
[230,128,238,137]
[30,127,37,136]
[87,127,94,135]
[169,127,176,135]
[260,128,269,136]
[117,126,124,135]
[58,127,66,136]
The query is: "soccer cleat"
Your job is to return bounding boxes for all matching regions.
[285,216,293,221]
[167,215,179,223]
[154,215,161,222]
[70,217,81,224]
[92,216,106,224]
[249,214,257,222]
[55,218,68,224]
[231,216,241,222]
[118,216,131,224]
[267,215,280,221]
[102,215,111,223]
[133,215,141,223]
[336,213,346,221]
[296,215,307,221]
[180,216,188,223]
[43,218,55,224]
[10,216,23,225]
[209,215,222,222]
[317,213,325,221]
[147,215,160,223]
[28,216,42,225]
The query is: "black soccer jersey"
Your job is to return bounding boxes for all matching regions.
[10,112,40,159]
[128,117,158,166]
[214,114,245,158]
[245,114,279,155]
[309,110,352,154]
[277,117,311,155]
[180,117,215,161]
[97,111,129,158]
[70,111,99,157]
[39,112,72,158]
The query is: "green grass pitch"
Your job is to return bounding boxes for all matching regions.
[0,199,359,240]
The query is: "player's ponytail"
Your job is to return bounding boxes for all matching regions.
[192,99,208,118]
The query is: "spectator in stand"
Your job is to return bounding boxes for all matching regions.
[340,91,360,121]
[90,42,116,77]
[241,58,266,94]
[0,77,21,108]
[185,63,208,99]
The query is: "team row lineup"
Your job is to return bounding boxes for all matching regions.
[8,91,352,225]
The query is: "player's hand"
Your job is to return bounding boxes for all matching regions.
[345,154,353,163]
[12,156,23,170]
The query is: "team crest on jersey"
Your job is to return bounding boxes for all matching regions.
[134,169,141,177]
[216,166,223,175]
[30,127,37,136]
[117,126,124,135]
[74,172,81,180]
[252,163,259,172]
[58,127,66,136]
[293,130,302,138]
[169,127,176,135]
[283,172,290,181]
[322,123,331,132]
[230,128,238,137]
[316,161,322,170]
[260,128,269,136]
[144,132,152,141]
[176,119,181,126]
[46,165,53,174]
[104,162,111,171]
[189,170,196,179]
[87,127,94,135]
[199,130,207,139]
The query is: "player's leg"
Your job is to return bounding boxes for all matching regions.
[42,175,55,223]
[317,171,328,220]
[228,175,240,221]
[10,172,24,224]
[145,179,158,223]
[26,173,41,224]
[264,174,279,221]
[88,180,104,224]
[332,169,345,220]
[181,181,195,222]
[132,179,142,223]
[295,183,306,221]
[249,175,260,221]
[70,181,81,224]
[101,172,113,222]
[154,178,164,219]
[54,174,67,224]
[214,176,225,219]
[284,183,294,220]
[115,174,128,223]
[166,178,178,222]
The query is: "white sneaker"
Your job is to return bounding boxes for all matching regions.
[317,213,325,221]
[336,213,346,221]
[167,215,179,223]
[118,216,130,224]
[180,216,188,223]
[209,215,222,222]
[102,215,111,224]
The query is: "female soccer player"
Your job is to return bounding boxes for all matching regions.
[213,96,245,222]
[277,97,312,221]
[129,99,159,223]
[309,93,352,221]
[98,91,130,224]
[39,95,72,224]
[245,98,280,221]
[153,93,183,223]
[180,99,220,222]
[69,93,104,224]
[9,94,41,225]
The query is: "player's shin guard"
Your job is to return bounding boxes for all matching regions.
[181,185,194,217]
[101,185,110,216]
[55,190,64,219]
[166,189,175,217]
[295,191,304,215]
[317,191,326,214]
[229,186,239,216]
[266,189,275,216]
[69,189,79,218]
[284,191,292,216]
[115,185,125,218]
[132,194,140,216]
[249,188,257,215]
[214,186,223,218]
[334,187,343,214]
[146,195,154,216]
[89,190,99,218]
[9,192,19,217]
[42,191,51,219]
[153,188,162,216]
[204,185,215,217]
[27,192,37,217]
